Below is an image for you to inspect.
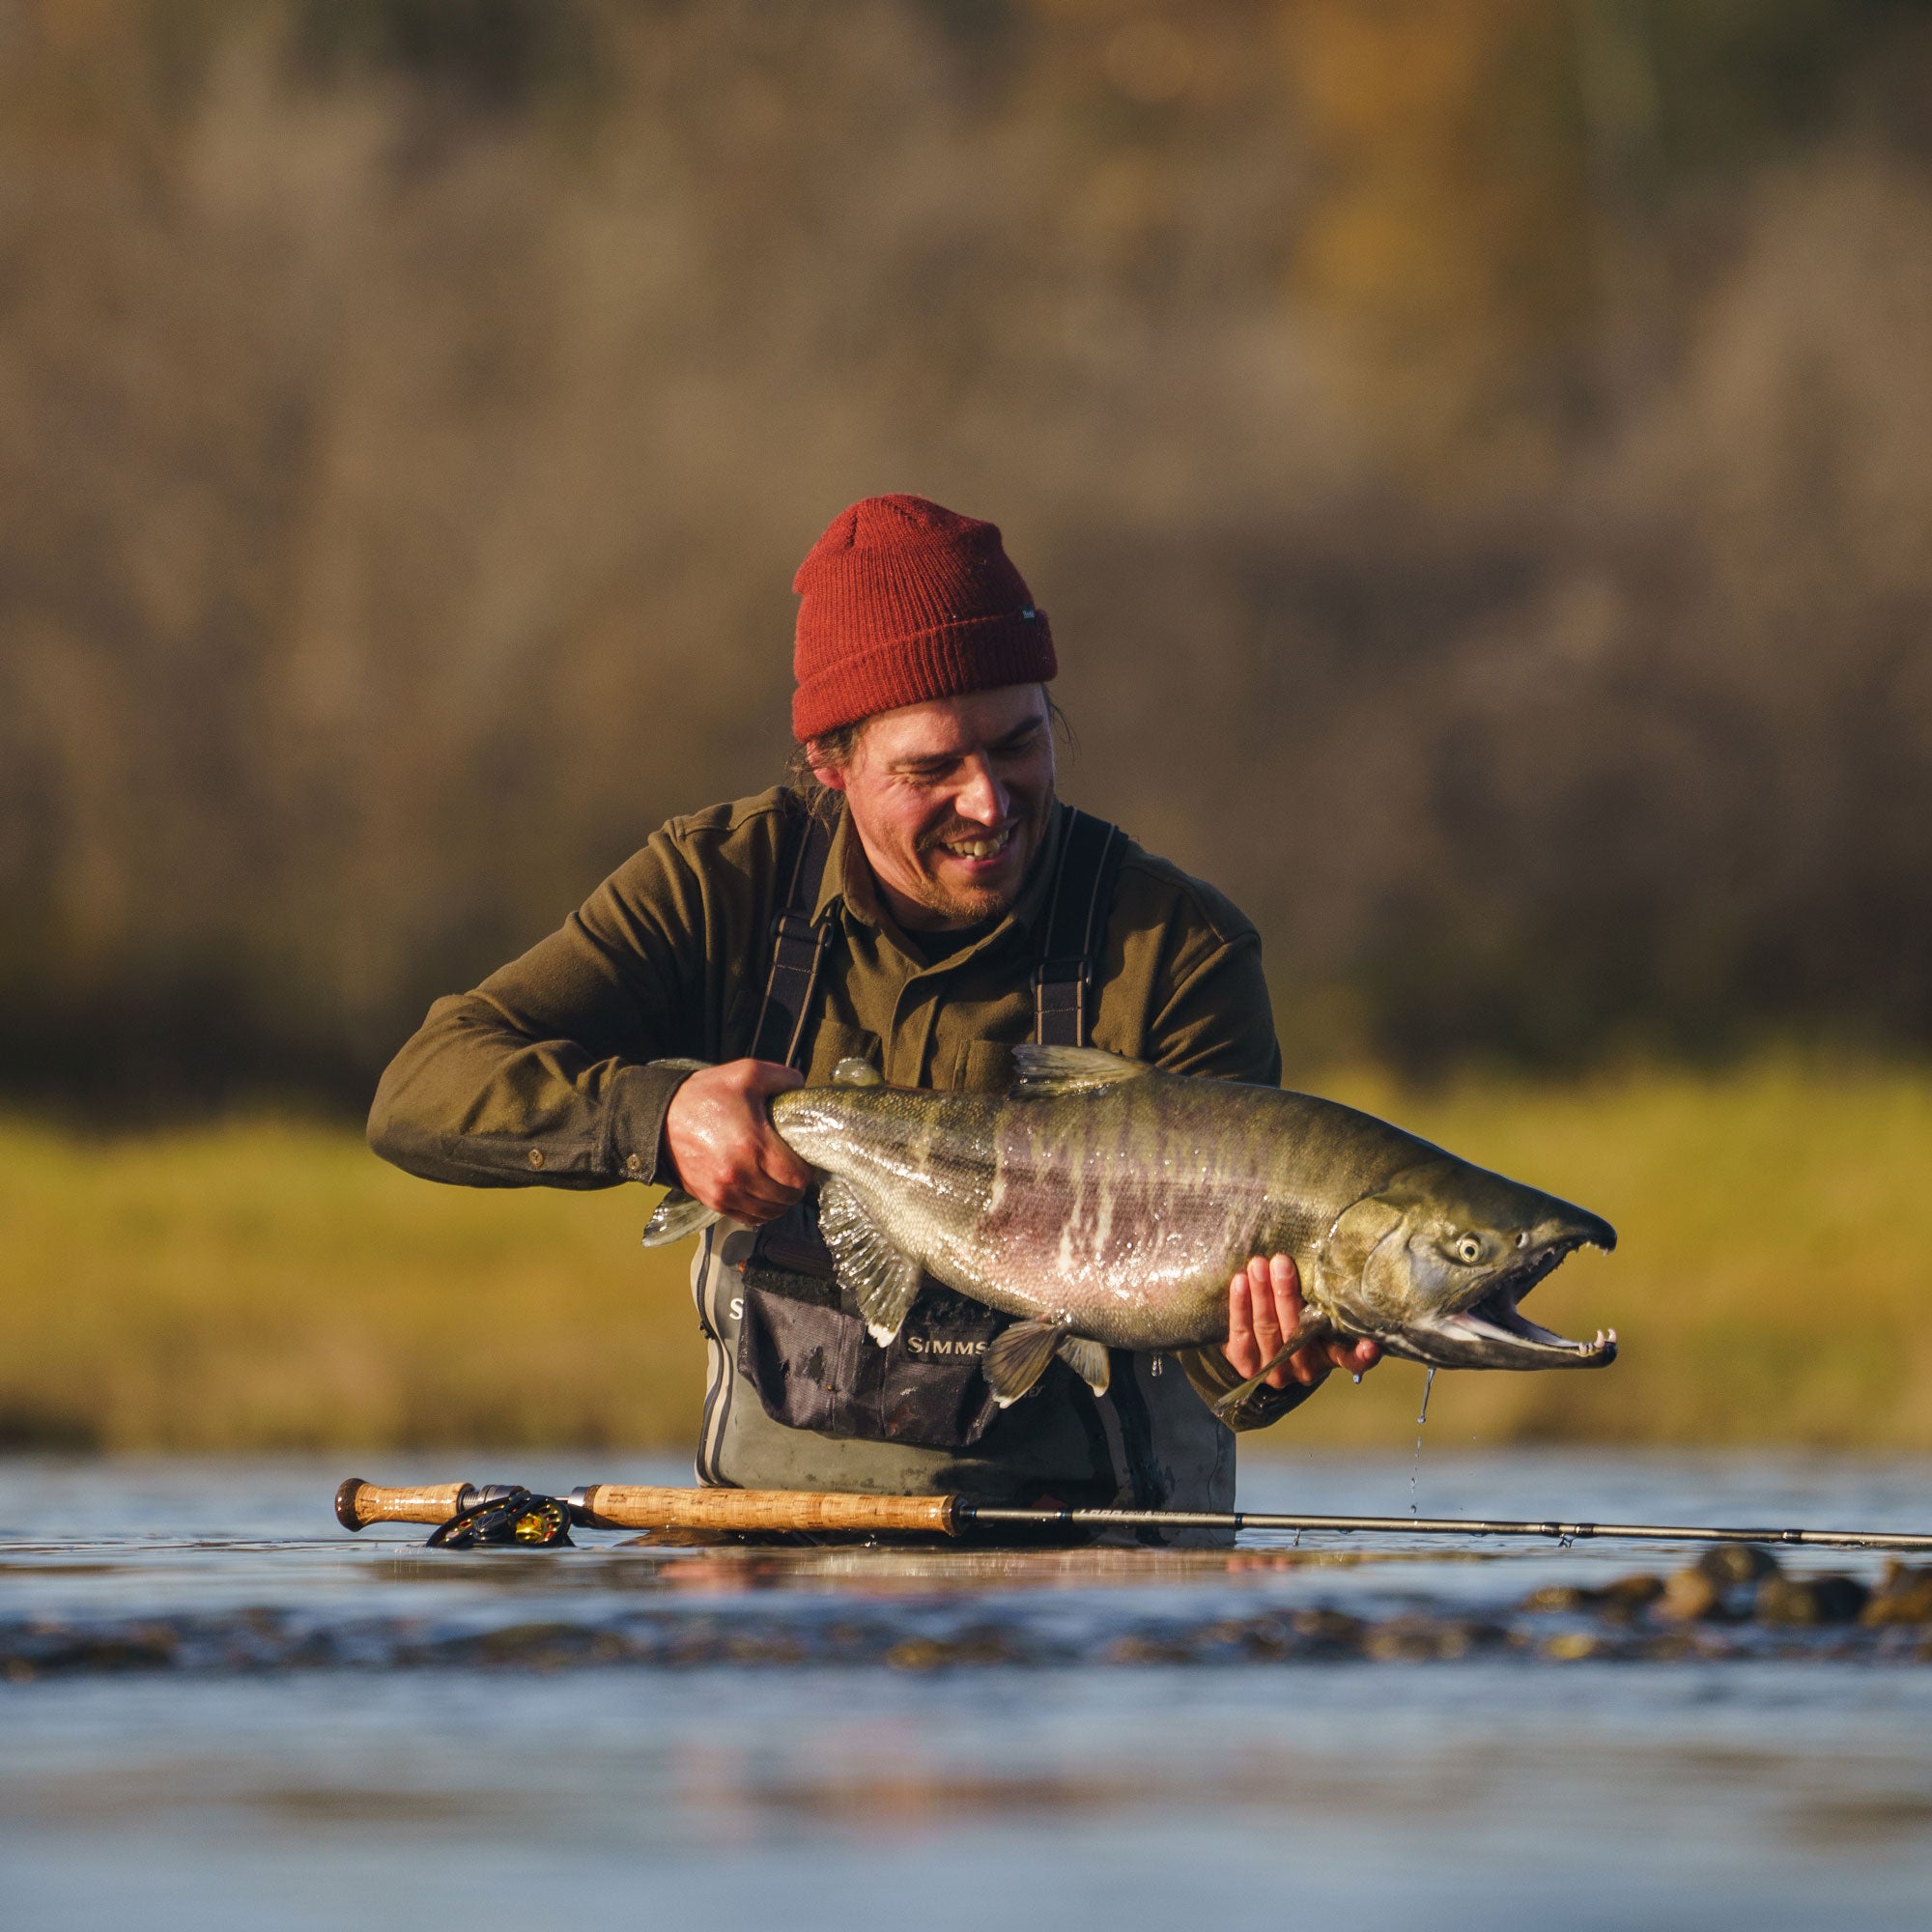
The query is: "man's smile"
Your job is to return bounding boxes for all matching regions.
[931,825,1016,865]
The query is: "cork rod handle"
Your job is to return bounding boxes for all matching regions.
[571,1485,961,1537]
[335,1478,474,1530]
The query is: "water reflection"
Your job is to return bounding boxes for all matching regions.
[5,1454,1932,1930]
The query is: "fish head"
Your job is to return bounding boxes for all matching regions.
[1314,1158,1618,1371]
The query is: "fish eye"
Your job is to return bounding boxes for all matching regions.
[1453,1234,1483,1264]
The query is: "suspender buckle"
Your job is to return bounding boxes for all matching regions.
[1031,958,1093,991]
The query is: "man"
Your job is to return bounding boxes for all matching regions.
[368,495,1378,1517]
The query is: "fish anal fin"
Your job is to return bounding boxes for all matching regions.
[1055,1333,1111,1398]
[1009,1045,1151,1098]
[982,1320,1065,1406]
[818,1179,923,1345]
[641,1189,724,1247]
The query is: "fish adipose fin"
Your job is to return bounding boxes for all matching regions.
[640,1190,723,1246]
[1054,1333,1111,1398]
[982,1321,1065,1406]
[818,1179,923,1345]
[1009,1045,1151,1098]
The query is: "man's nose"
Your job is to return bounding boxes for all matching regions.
[952,757,1009,826]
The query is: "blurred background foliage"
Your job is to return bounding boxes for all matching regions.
[7,0,1932,1458]
[6,0,1931,1113]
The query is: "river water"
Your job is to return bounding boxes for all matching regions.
[6,1450,1932,1930]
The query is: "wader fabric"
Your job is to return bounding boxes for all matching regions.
[369,789,1313,1529]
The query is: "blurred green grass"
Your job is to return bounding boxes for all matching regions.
[5,1058,1930,1453]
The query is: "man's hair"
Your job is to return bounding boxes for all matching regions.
[784,695,1073,811]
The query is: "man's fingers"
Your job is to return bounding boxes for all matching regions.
[1226,1270,1258,1379]
[743,1061,807,1098]
[755,1133,813,1194]
[1246,1255,1297,1389]
[1247,1256,1284,1353]
[1260,1253,1326,1387]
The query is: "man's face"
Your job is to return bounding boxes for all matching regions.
[813,684,1057,932]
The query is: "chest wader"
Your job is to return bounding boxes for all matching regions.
[688,805,1236,1538]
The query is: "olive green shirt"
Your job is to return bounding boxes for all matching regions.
[368,787,1308,1428]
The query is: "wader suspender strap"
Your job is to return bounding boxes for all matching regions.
[1034,809,1124,1049]
[1029,810,1163,1516]
[751,808,835,1070]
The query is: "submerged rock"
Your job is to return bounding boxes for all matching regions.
[1754,1574,1871,1625]
[1695,1546,1781,1587]
[1520,1574,1663,1620]
[1861,1563,1932,1625]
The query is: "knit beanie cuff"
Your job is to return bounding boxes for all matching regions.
[792,611,1056,741]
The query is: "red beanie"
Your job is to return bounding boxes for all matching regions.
[791,495,1056,741]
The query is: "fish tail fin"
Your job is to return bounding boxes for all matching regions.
[983,1320,1065,1406]
[1054,1333,1111,1398]
[640,1190,724,1247]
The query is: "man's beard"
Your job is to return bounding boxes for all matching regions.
[909,797,1049,925]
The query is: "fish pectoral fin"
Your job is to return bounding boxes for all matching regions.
[1208,1341,1303,1418]
[817,1179,923,1346]
[1008,1045,1151,1098]
[982,1321,1065,1406]
[640,1189,724,1247]
[1054,1334,1111,1398]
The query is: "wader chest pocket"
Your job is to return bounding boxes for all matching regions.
[736,1249,1010,1451]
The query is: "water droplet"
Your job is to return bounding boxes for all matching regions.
[1351,1372,1362,1384]
[1409,1367,1437,1519]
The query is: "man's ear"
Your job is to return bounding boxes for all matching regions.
[810,760,848,793]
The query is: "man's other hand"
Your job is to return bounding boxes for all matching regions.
[663,1060,811,1224]
[1226,1254,1381,1389]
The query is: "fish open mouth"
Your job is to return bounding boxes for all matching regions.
[1389,1234,1618,1372]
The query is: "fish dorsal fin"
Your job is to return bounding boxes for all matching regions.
[817,1178,923,1346]
[1009,1045,1151,1098]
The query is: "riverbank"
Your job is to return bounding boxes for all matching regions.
[6,1057,1928,1452]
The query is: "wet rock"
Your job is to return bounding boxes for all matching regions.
[883,1630,1034,1669]
[1654,1568,1726,1622]
[1289,1608,1368,1654]
[1754,1574,1871,1625]
[1641,1627,1734,1662]
[1520,1575,1662,1620]
[1363,1616,1507,1662]
[1696,1545,1781,1586]
[0,1618,182,1674]
[1101,1634,1200,1665]
[1861,1563,1932,1625]
[1541,1629,1633,1662]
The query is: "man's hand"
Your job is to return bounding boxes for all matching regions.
[662,1060,811,1224]
[1227,1254,1381,1389]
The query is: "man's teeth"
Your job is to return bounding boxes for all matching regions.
[942,830,1011,860]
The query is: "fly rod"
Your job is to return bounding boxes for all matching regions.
[334,1479,1932,1554]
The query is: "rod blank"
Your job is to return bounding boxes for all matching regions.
[962,1505,1932,1553]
